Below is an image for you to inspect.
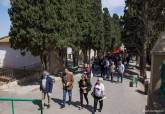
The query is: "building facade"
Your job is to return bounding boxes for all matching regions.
[0,36,41,68]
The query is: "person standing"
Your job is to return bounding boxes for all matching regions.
[110,61,116,82]
[117,61,125,83]
[61,68,74,108]
[78,74,92,109]
[126,53,130,66]
[86,64,92,79]
[93,78,105,112]
[100,57,105,78]
[92,60,97,76]
[40,71,53,108]
[104,57,110,80]
[114,54,118,68]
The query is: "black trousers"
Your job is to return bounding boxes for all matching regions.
[80,92,89,106]
[42,92,50,104]
[94,96,103,111]
[101,67,104,77]
[111,72,114,81]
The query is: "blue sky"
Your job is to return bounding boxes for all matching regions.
[0,0,11,37]
[0,0,125,37]
[102,0,125,16]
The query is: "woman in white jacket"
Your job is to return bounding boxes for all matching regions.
[93,78,105,112]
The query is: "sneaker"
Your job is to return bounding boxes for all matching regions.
[98,109,102,112]
[78,106,83,110]
[47,104,50,109]
[86,103,89,106]
[44,103,47,107]
[60,105,65,109]
[68,102,71,106]
[38,106,44,110]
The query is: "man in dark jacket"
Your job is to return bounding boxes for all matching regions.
[40,71,53,108]
[100,57,105,78]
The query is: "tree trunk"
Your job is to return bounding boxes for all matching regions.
[97,49,102,58]
[65,51,68,67]
[82,49,88,64]
[88,49,91,64]
[139,0,148,79]
[73,53,76,66]
[48,50,65,74]
[94,50,97,58]
[72,49,79,66]
[40,53,49,71]
[40,50,66,74]
[136,55,138,65]
[62,48,67,67]
[140,44,147,79]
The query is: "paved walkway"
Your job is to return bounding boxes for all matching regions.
[0,74,147,114]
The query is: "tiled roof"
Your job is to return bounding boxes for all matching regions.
[0,36,10,43]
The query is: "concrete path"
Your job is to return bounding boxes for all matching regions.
[0,74,147,114]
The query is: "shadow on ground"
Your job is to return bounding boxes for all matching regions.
[51,98,63,107]
[32,100,43,110]
[136,89,146,95]
[51,98,94,113]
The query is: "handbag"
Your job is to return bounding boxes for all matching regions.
[91,91,94,97]
[90,72,93,78]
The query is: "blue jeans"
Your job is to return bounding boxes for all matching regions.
[117,73,123,83]
[104,67,110,79]
[63,89,72,106]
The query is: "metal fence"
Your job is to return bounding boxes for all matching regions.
[0,97,43,114]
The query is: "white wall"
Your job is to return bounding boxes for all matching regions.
[67,47,73,60]
[90,49,94,59]
[0,44,41,68]
[66,48,95,61]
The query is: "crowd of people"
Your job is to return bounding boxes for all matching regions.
[40,69,105,113]
[92,51,130,83]
[39,51,130,113]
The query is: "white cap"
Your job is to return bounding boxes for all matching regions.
[97,78,103,81]
[43,71,49,76]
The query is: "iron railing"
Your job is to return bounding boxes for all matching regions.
[0,97,43,114]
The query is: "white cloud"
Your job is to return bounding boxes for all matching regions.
[0,0,10,8]
[102,0,125,8]
[102,0,125,15]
